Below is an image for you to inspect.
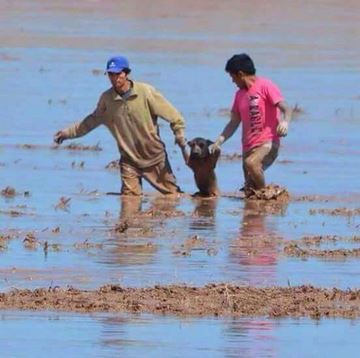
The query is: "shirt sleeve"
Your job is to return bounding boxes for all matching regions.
[264,80,284,106]
[147,86,185,134]
[64,94,106,138]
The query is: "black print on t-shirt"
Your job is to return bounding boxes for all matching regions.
[248,94,262,135]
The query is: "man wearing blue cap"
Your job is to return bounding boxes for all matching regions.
[54,55,186,196]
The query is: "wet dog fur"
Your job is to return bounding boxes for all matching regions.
[182,137,220,197]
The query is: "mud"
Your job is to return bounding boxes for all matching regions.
[291,104,306,119]
[310,208,360,217]
[52,142,103,151]
[54,197,71,211]
[172,234,216,256]
[220,153,243,161]
[1,186,16,197]
[284,243,360,259]
[0,284,359,319]
[1,186,30,198]
[245,184,290,202]
[105,159,121,170]
[0,209,28,217]
[293,235,360,246]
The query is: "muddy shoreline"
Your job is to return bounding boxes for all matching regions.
[1,284,359,319]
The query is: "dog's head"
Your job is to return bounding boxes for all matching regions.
[187,137,213,159]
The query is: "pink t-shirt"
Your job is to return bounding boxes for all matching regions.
[232,76,284,153]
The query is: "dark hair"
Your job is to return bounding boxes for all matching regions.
[123,68,131,75]
[225,54,256,75]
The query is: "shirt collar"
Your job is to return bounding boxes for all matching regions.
[111,80,138,101]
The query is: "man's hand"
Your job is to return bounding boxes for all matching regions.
[174,130,186,149]
[277,120,289,137]
[209,135,225,154]
[54,130,68,144]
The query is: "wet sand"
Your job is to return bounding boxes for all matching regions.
[1,284,359,319]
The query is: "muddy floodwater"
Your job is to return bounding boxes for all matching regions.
[0,0,359,356]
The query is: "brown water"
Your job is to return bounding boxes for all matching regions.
[0,0,360,355]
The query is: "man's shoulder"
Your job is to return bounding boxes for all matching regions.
[133,81,155,93]
[100,87,114,99]
[256,76,278,88]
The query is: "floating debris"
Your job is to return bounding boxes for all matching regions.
[284,243,360,258]
[91,69,102,76]
[52,142,102,151]
[74,240,103,250]
[309,207,360,217]
[0,210,24,217]
[1,186,16,197]
[105,159,120,170]
[17,144,37,149]
[23,233,38,250]
[220,153,242,161]
[71,161,85,168]
[217,108,230,117]
[55,197,71,211]
[292,103,305,118]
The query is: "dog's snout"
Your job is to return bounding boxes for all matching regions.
[192,145,202,155]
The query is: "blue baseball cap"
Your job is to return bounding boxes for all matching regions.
[106,56,130,73]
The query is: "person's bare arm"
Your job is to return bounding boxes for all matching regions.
[209,111,241,153]
[276,101,292,137]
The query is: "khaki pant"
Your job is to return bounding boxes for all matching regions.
[242,142,279,190]
[120,157,181,196]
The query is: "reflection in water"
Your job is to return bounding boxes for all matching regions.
[189,197,218,231]
[119,195,142,219]
[1,312,358,358]
[230,199,288,285]
[226,200,288,356]
[102,195,181,267]
[224,319,276,358]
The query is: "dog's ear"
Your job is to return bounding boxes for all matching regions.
[187,140,194,147]
[206,139,214,147]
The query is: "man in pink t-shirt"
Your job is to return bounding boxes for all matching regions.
[210,54,292,196]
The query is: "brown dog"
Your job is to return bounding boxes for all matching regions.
[182,137,220,197]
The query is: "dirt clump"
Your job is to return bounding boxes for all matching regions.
[52,142,102,151]
[309,207,360,216]
[292,103,305,118]
[246,184,290,202]
[1,186,16,197]
[0,234,12,250]
[0,209,24,217]
[54,197,71,211]
[0,284,359,319]
[113,221,129,233]
[73,240,103,250]
[23,233,39,250]
[16,144,37,150]
[220,153,242,161]
[284,243,360,258]
[105,159,120,170]
[173,235,209,256]
[141,207,185,219]
[297,235,360,246]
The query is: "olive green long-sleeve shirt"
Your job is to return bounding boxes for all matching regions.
[63,81,185,168]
